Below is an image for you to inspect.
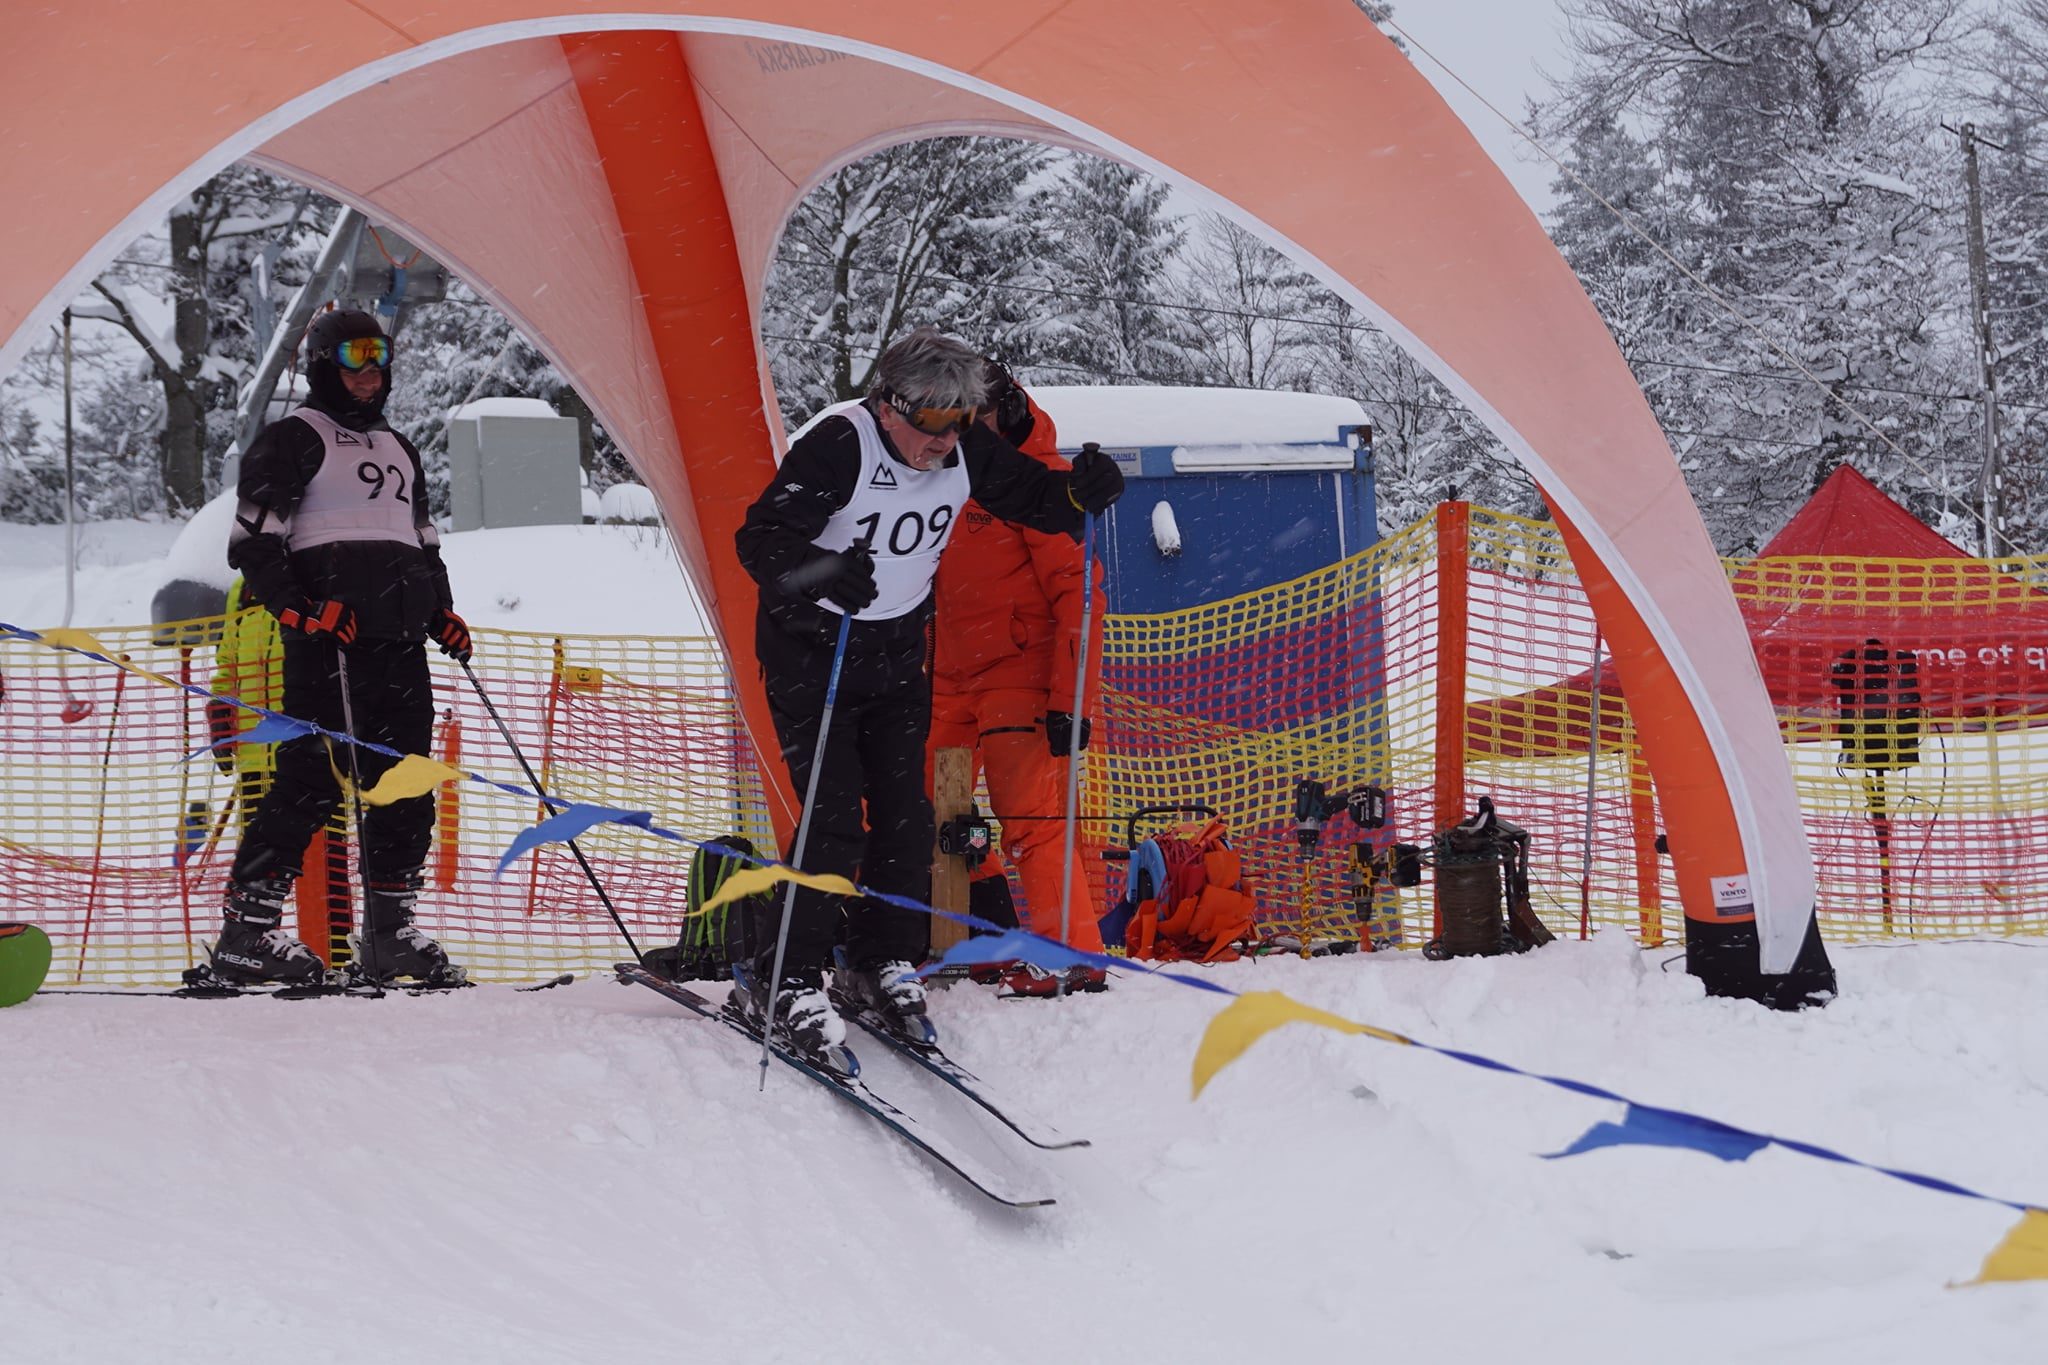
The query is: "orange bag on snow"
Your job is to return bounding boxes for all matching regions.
[1113,819,1257,963]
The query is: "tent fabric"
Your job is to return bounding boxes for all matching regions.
[2,3,1815,973]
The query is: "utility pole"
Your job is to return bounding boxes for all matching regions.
[1956,121,2004,557]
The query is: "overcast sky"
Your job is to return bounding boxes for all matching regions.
[1381,0,1574,214]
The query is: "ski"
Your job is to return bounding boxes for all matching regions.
[613,962,1056,1209]
[38,980,350,1000]
[39,972,553,999]
[839,1006,1089,1151]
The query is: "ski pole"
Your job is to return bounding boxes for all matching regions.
[459,658,642,964]
[335,647,382,993]
[1057,489,1101,992]
[758,605,854,1091]
[74,661,127,982]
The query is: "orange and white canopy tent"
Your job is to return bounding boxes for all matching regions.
[2,3,1815,979]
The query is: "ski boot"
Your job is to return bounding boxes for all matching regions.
[725,965,854,1076]
[349,878,468,989]
[196,875,326,989]
[995,963,1109,998]
[833,959,938,1048]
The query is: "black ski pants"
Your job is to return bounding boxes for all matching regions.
[756,611,934,980]
[231,634,435,910]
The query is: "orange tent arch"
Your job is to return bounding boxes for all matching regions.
[1,3,1823,993]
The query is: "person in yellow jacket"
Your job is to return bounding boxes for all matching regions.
[207,577,349,964]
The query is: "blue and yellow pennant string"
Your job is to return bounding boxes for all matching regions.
[5,618,2044,1283]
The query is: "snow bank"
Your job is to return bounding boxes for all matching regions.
[598,482,659,524]
[2,517,708,637]
[3,940,2042,1363]
[436,522,705,635]
[0,519,186,626]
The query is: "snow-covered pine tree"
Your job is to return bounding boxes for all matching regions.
[1031,154,1199,387]
[760,135,1055,426]
[1540,0,1980,552]
[1968,0,2048,550]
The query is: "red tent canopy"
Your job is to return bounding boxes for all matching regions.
[1470,468,2048,758]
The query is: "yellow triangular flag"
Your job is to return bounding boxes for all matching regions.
[37,627,108,656]
[697,864,860,915]
[1191,990,1412,1099]
[1962,1210,2048,1285]
[360,754,467,806]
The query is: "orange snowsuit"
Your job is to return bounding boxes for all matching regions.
[927,393,1107,950]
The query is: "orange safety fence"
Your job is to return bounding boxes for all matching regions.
[8,502,2048,988]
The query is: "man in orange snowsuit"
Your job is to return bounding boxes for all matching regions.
[927,360,1108,995]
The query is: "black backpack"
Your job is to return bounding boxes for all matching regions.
[641,835,772,981]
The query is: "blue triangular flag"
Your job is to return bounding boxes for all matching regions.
[183,712,317,761]
[1543,1103,1770,1164]
[494,803,654,877]
[913,928,1110,979]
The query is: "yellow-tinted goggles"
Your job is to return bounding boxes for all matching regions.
[882,389,978,436]
[334,336,392,371]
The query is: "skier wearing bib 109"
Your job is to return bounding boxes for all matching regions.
[735,327,1125,1061]
[202,307,472,990]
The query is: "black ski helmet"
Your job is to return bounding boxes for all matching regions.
[301,307,391,425]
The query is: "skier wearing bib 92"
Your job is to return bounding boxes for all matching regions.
[201,307,471,990]
[735,327,1125,1061]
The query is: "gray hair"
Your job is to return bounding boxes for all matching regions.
[871,327,991,409]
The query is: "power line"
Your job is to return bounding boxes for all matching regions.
[772,255,2048,417]
[760,331,1864,451]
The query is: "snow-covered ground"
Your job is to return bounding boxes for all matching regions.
[5,935,2044,1364]
[1,516,708,637]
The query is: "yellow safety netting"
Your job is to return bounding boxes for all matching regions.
[8,503,2048,987]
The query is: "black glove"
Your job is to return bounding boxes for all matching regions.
[1069,442,1124,514]
[430,607,473,663]
[785,546,878,614]
[1045,710,1091,756]
[276,597,358,645]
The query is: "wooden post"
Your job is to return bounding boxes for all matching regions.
[931,747,973,952]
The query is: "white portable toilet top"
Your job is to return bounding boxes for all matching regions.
[449,396,562,421]
[1028,385,1365,447]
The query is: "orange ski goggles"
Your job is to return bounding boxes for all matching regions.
[880,388,978,436]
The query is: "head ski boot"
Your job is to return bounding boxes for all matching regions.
[200,875,325,988]
[995,963,1109,998]
[352,877,467,988]
[725,966,852,1075]
[834,959,937,1047]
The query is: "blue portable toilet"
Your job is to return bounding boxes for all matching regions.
[1028,386,1377,614]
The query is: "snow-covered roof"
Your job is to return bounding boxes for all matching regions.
[450,396,562,421]
[157,490,238,591]
[1029,386,1366,449]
